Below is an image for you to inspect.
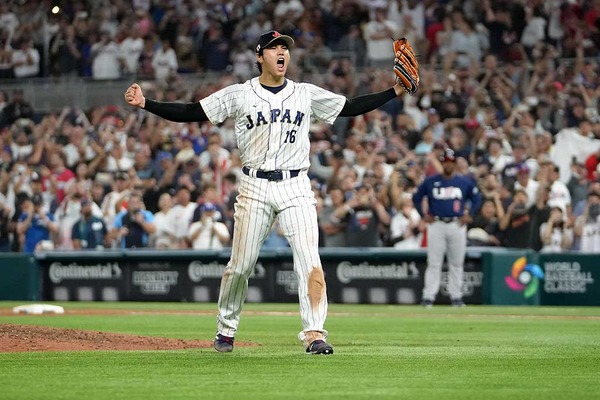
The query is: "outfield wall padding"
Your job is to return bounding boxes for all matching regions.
[2,249,595,305]
[34,248,484,305]
[0,254,39,300]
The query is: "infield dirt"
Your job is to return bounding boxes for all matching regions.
[0,307,261,352]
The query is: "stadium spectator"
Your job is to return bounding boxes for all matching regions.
[175,15,199,74]
[151,192,176,249]
[486,137,513,175]
[90,181,106,208]
[186,202,230,250]
[319,185,347,247]
[112,192,156,249]
[0,3,19,41]
[170,186,197,248]
[444,12,482,73]
[333,183,390,247]
[568,161,592,210]
[137,35,157,78]
[55,187,85,250]
[498,189,533,249]
[72,199,108,250]
[585,149,600,182]
[119,29,144,76]
[2,89,34,127]
[49,23,82,77]
[48,152,75,205]
[363,6,398,69]
[539,205,573,252]
[0,30,14,80]
[389,193,422,249]
[528,184,553,252]
[12,37,40,79]
[467,195,503,247]
[152,37,178,83]
[198,133,230,199]
[514,164,540,209]
[62,123,96,168]
[574,191,600,251]
[336,24,367,68]
[101,171,131,228]
[17,194,58,253]
[545,163,572,216]
[200,22,231,73]
[104,140,134,173]
[192,181,226,224]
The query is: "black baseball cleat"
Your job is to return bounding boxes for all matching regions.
[421,299,433,308]
[213,334,234,353]
[451,299,466,308]
[306,340,334,355]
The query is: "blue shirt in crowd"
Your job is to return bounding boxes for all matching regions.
[113,210,155,248]
[18,211,55,253]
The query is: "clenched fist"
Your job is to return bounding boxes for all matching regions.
[124,83,145,108]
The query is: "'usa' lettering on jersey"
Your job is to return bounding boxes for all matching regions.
[432,187,463,200]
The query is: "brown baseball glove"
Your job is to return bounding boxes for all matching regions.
[393,38,419,95]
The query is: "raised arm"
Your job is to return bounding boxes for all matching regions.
[338,85,405,117]
[124,83,209,123]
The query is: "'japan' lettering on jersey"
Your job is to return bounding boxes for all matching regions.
[413,174,482,218]
[200,77,346,171]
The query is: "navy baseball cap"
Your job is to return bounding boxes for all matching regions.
[256,31,294,54]
[439,148,456,162]
[517,163,530,174]
[201,202,217,212]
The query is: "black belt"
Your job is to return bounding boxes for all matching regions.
[242,167,301,181]
[435,216,459,223]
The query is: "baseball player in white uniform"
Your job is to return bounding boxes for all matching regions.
[125,30,407,354]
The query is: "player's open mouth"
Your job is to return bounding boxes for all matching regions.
[277,57,285,71]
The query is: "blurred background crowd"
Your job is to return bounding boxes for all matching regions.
[1,0,600,253]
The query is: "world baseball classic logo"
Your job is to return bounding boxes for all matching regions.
[504,257,544,298]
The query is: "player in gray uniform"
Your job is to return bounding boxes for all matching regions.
[125,31,408,354]
[413,149,482,307]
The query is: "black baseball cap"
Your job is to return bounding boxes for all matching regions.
[439,148,456,163]
[255,31,294,54]
[31,193,43,205]
[115,172,129,180]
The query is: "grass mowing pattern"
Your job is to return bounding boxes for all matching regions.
[0,302,599,400]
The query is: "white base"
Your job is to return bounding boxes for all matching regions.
[12,304,65,315]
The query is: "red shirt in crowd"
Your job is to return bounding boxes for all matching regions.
[585,153,599,181]
[53,168,76,204]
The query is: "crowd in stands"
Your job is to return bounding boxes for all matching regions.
[1,0,600,253]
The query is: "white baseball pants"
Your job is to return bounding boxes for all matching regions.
[216,172,328,345]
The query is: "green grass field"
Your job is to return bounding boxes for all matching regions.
[1,302,599,400]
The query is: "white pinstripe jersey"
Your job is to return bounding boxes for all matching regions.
[200,77,346,171]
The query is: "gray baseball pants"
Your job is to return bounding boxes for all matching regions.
[422,220,466,301]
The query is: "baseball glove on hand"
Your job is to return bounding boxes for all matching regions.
[393,38,419,95]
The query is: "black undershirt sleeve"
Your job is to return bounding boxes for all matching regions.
[338,88,397,117]
[143,99,209,122]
